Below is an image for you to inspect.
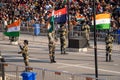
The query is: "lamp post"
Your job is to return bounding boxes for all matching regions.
[93,0,98,80]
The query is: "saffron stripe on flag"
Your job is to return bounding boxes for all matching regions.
[96,13,110,19]
[7,19,21,28]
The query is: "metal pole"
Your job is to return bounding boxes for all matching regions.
[1,63,4,80]
[42,69,45,80]
[0,51,5,80]
[93,0,98,80]
[16,66,19,80]
[67,0,70,38]
[67,0,70,48]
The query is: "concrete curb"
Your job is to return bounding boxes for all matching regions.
[66,48,88,52]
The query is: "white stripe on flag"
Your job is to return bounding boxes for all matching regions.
[7,26,20,32]
[92,18,110,25]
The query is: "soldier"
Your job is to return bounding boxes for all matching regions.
[18,40,30,71]
[81,21,90,47]
[48,32,57,63]
[105,33,114,62]
[59,24,67,55]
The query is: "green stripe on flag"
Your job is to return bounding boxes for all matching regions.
[91,24,110,30]
[49,10,54,33]
[4,31,20,37]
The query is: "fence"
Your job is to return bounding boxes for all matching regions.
[0,62,106,80]
[1,62,120,80]
[0,20,47,36]
[0,20,120,41]
[20,21,48,35]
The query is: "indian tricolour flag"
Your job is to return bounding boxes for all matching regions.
[48,10,54,33]
[76,14,85,21]
[4,19,21,37]
[92,13,111,29]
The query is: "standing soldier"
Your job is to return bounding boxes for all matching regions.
[81,21,90,47]
[105,33,114,62]
[18,40,30,71]
[59,24,67,55]
[48,32,57,63]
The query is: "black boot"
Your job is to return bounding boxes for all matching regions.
[106,53,108,62]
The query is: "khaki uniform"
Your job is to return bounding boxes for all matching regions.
[105,34,114,62]
[59,26,67,54]
[19,44,29,71]
[82,24,90,47]
[48,32,57,63]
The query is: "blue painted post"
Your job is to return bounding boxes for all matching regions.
[21,72,37,80]
[33,24,40,36]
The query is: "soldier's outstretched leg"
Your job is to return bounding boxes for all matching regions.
[52,56,56,63]
[63,48,68,55]
[52,50,56,63]
[49,55,53,63]
[49,45,53,63]
[25,61,29,66]
[61,45,63,54]
[109,54,113,62]
[106,53,108,62]
[23,56,30,72]
[24,61,30,72]
[63,48,66,54]
[49,55,56,63]
[87,40,89,47]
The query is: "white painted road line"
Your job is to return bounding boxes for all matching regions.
[57,63,90,69]
[57,62,120,74]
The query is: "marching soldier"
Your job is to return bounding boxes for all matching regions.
[81,21,90,47]
[59,24,67,55]
[18,40,30,71]
[48,32,57,63]
[105,33,114,62]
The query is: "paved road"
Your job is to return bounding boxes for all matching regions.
[0,33,120,80]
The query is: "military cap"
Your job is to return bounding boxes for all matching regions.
[24,40,29,44]
[60,24,64,28]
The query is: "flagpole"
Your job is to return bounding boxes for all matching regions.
[10,1,15,43]
[93,0,98,80]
